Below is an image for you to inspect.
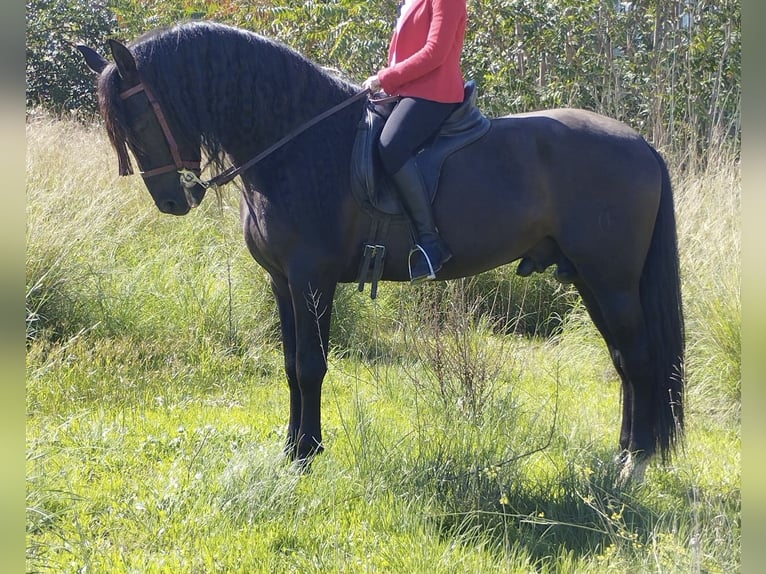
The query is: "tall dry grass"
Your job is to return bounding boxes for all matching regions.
[671,144,741,419]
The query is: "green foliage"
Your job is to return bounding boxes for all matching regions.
[232,0,395,79]
[26,0,117,114]
[26,0,740,164]
[463,0,741,164]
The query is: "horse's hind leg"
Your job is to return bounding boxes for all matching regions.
[573,281,632,452]
[603,291,656,464]
[580,283,657,481]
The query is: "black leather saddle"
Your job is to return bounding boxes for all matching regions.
[350,81,491,218]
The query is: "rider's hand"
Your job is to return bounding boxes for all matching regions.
[362,75,381,92]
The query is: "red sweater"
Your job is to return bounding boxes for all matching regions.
[377,0,467,103]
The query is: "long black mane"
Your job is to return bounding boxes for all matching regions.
[98,20,360,176]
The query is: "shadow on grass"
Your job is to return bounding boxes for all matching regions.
[400,447,692,564]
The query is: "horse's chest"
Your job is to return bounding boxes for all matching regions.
[242,194,335,273]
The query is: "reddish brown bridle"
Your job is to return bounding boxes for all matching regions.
[119,76,370,197]
[119,79,202,180]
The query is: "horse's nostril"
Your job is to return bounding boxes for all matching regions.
[157,199,190,216]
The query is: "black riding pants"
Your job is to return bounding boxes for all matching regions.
[378,97,460,175]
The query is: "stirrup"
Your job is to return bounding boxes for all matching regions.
[408,244,437,283]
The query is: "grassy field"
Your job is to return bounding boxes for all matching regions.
[26,114,740,573]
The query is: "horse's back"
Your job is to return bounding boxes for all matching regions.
[483,106,661,203]
[505,107,641,136]
[432,106,663,283]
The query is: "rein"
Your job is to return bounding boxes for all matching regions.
[180,87,371,191]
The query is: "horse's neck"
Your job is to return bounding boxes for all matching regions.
[216,56,351,160]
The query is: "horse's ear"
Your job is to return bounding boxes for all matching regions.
[76,45,109,74]
[107,39,139,84]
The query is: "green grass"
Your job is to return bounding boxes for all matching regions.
[26,114,740,573]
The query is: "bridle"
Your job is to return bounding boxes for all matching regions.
[118,75,371,200]
[119,79,201,180]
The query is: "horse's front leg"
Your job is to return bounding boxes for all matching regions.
[269,275,303,457]
[289,275,337,462]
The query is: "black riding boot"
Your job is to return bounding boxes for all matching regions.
[391,158,452,283]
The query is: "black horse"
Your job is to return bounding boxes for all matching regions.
[78,21,684,482]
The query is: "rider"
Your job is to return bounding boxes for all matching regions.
[363,0,468,283]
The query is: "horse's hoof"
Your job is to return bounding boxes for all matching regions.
[295,437,324,462]
[291,456,314,474]
[283,434,300,461]
[614,450,648,487]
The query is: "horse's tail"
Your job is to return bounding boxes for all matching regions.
[641,144,685,462]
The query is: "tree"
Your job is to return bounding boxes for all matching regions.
[26,0,117,114]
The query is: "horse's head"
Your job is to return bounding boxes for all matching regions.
[78,41,206,216]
